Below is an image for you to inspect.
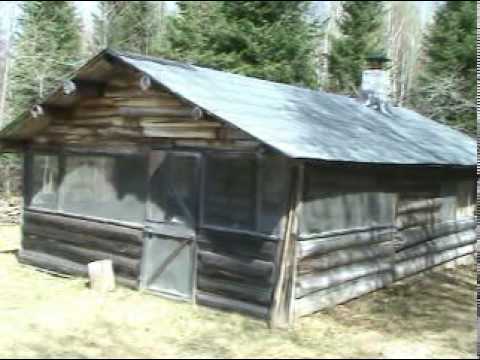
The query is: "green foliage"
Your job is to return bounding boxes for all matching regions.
[162,1,320,88]
[93,1,164,55]
[410,1,476,134]
[327,1,385,94]
[8,1,82,118]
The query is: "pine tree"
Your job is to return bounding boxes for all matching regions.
[8,1,82,118]
[410,1,475,134]
[163,1,320,88]
[327,1,385,94]
[93,1,164,55]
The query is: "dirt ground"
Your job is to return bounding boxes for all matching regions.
[0,225,476,359]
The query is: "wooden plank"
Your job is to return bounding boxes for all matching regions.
[22,235,140,279]
[269,163,302,329]
[198,250,274,282]
[143,127,217,139]
[113,97,184,108]
[397,198,443,214]
[396,210,440,230]
[24,211,143,245]
[295,272,393,318]
[196,291,269,319]
[118,106,199,119]
[394,244,475,280]
[18,250,138,289]
[395,219,475,251]
[23,221,143,259]
[197,228,278,261]
[296,260,392,298]
[297,228,394,259]
[395,229,476,263]
[142,121,221,129]
[197,274,273,305]
[298,244,393,274]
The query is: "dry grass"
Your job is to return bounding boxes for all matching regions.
[0,225,476,359]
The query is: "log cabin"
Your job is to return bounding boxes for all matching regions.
[0,50,476,328]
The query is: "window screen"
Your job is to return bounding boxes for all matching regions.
[301,168,395,235]
[258,156,290,235]
[203,153,289,236]
[148,152,199,227]
[204,154,256,231]
[58,155,146,223]
[30,154,59,210]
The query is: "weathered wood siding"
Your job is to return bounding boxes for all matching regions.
[196,228,278,319]
[294,165,475,318]
[294,165,397,318]
[19,210,143,288]
[393,177,476,280]
[34,67,259,151]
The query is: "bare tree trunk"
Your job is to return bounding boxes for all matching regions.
[0,2,16,126]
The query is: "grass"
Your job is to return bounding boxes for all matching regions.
[0,225,476,359]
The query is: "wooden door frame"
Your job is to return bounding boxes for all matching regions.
[140,149,203,303]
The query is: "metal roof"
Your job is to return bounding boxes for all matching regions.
[1,50,476,166]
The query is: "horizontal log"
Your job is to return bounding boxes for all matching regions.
[18,249,87,276]
[76,98,116,108]
[46,126,98,137]
[104,86,167,98]
[298,244,393,274]
[23,222,143,259]
[18,250,138,289]
[62,79,104,98]
[60,116,128,127]
[113,97,184,108]
[141,121,221,129]
[198,250,274,282]
[198,263,273,287]
[118,106,202,120]
[197,275,273,305]
[296,260,392,298]
[22,235,140,279]
[395,229,476,263]
[395,219,475,250]
[394,244,475,280]
[295,272,394,318]
[196,291,270,319]
[74,107,119,119]
[397,198,443,214]
[396,210,440,230]
[297,228,394,259]
[96,126,143,138]
[197,229,278,261]
[24,211,143,245]
[143,127,217,139]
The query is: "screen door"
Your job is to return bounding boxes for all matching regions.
[140,151,201,300]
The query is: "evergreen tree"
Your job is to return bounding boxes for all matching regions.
[163,1,319,88]
[327,1,385,94]
[410,1,475,134]
[93,1,164,55]
[8,1,82,118]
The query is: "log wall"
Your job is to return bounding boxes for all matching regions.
[294,165,476,319]
[19,210,143,288]
[393,178,476,280]
[195,228,278,319]
[33,67,259,152]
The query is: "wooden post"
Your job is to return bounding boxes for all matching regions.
[269,162,304,329]
[88,259,116,292]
